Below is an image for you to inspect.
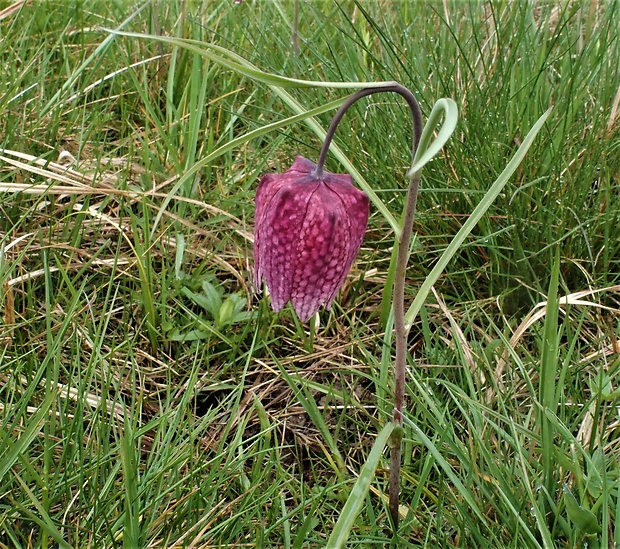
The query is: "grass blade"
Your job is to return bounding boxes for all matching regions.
[326,422,394,549]
[277,363,345,476]
[539,247,561,515]
[41,3,150,115]
[0,391,56,481]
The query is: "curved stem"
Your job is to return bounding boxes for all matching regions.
[313,83,424,532]
[313,83,423,179]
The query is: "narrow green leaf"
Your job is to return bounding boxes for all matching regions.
[540,247,561,502]
[404,108,552,330]
[104,30,396,89]
[379,240,398,329]
[326,423,394,549]
[121,416,140,549]
[0,391,56,481]
[408,98,459,175]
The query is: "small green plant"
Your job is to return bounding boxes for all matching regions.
[178,277,253,332]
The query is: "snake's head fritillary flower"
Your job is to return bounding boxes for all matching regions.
[254,156,369,322]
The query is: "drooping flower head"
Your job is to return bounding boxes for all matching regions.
[254,156,369,322]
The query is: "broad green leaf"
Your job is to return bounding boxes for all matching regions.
[218,296,236,327]
[563,484,601,535]
[201,280,223,316]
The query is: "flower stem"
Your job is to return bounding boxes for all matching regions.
[314,83,423,532]
[389,169,421,529]
[313,83,422,179]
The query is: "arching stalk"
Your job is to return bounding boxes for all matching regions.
[313,83,423,530]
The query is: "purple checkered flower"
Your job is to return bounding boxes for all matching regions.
[254,156,369,322]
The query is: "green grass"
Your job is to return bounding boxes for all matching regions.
[1,0,619,547]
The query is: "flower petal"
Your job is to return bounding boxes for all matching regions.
[290,183,350,321]
[254,156,317,288]
[323,177,369,305]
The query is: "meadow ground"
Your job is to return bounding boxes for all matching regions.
[1,1,619,547]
